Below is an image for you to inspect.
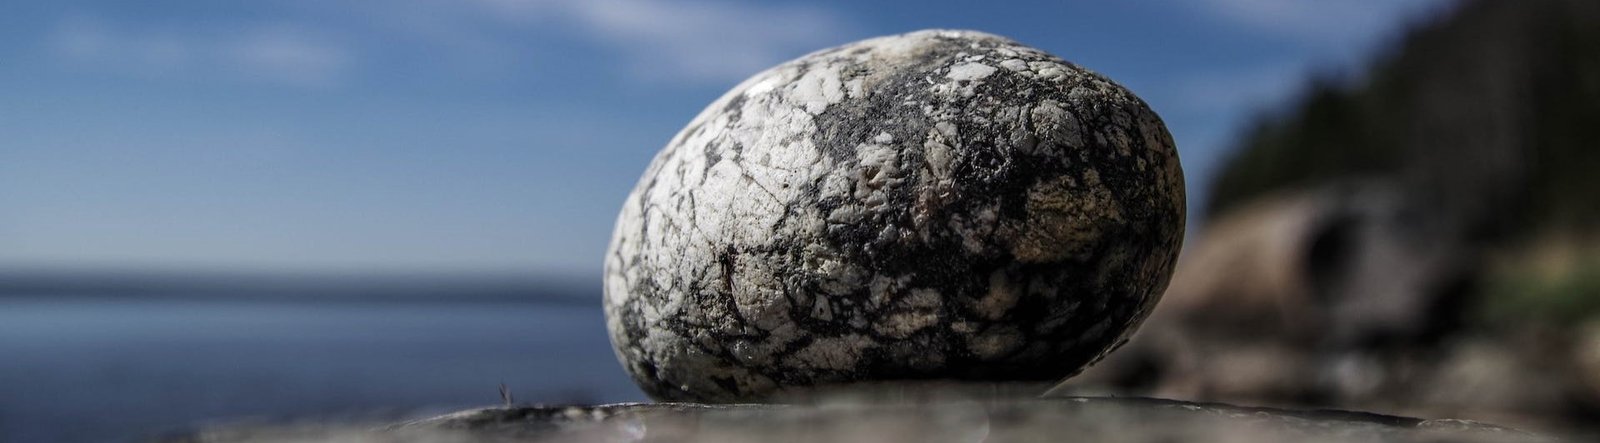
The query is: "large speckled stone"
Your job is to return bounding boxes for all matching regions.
[604,29,1185,402]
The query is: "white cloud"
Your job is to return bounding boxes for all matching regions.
[464,0,853,82]
[46,16,353,88]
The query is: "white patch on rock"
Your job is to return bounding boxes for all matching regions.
[788,334,873,371]
[791,65,845,115]
[745,76,781,97]
[977,270,1019,320]
[845,78,865,99]
[946,63,997,82]
[969,325,1023,360]
[853,143,902,207]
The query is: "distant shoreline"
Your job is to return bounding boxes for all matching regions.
[0,270,600,305]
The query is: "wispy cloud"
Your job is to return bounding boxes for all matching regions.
[50,16,195,77]
[43,1,850,88]
[463,0,854,82]
[224,27,352,87]
[1191,0,1449,48]
[1161,62,1307,115]
[1160,0,1454,117]
[46,16,353,88]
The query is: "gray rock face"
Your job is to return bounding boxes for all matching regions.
[383,398,1547,443]
[166,396,1545,443]
[604,29,1185,402]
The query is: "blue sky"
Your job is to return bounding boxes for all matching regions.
[0,0,1449,277]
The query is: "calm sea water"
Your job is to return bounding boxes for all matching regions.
[0,297,644,443]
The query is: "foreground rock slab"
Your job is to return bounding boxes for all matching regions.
[163,397,1554,442]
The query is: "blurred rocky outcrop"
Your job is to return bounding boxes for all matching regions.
[1063,183,1480,404]
[1061,0,1600,430]
[1060,181,1600,423]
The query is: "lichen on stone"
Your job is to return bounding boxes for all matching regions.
[604,29,1185,402]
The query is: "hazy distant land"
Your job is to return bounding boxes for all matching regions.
[0,269,600,304]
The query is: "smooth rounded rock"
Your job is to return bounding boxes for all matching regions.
[604,29,1185,402]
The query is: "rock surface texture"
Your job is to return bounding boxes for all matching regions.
[389,398,1549,443]
[604,29,1186,402]
[164,396,1556,443]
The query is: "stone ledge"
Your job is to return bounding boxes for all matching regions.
[162,396,1558,442]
